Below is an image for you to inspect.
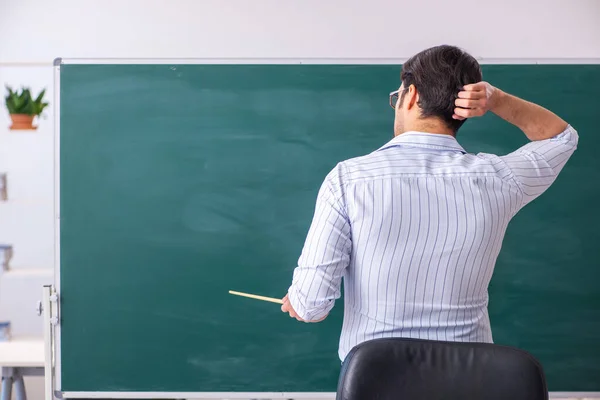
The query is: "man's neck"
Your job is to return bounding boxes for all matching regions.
[402,120,455,137]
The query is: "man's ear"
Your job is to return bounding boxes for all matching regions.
[406,84,419,110]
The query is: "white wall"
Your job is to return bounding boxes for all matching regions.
[0,65,54,341]
[0,67,54,270]
[0,0,598,398]
[1,0,600,62]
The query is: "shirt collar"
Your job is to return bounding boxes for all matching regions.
[377,131,467,154]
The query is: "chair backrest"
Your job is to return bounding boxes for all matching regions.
[336,337,548,400]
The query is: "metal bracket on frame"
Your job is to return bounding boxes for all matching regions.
[41,285,59,400]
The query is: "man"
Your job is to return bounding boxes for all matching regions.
[281,45,579,362]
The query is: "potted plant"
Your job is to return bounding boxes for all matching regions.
[4,86,49,130]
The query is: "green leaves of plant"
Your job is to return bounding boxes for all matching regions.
[4,86,49,116]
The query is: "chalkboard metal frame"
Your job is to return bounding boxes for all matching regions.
[52,57,600,399]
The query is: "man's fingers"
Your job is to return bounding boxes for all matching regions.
[457,90,484,100]
[280,292,306,322]
[281,298,298,318]
[454,98,484,108]
[283,304,297,318]
[453,107,472,118]
[462,83,486,92]
[455,81,490,119]
[454,107,485,119]
[281,294,290,312]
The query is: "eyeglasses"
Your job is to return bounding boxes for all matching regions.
[390,87,408,109]
[389,90,400,109]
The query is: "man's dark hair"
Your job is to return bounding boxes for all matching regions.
[400,45,482,133]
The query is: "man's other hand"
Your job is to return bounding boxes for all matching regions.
[281,294,305,322]
[281,293,328,323]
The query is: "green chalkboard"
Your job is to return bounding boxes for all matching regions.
[59,63,600,393]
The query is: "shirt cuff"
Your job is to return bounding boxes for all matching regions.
[287,284,331,322]
[551,124,578,144]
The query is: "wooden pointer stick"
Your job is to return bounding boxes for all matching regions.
[228,290,284,305]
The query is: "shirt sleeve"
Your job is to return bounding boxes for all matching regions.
[482,125,579,208]
[287,164,352,322]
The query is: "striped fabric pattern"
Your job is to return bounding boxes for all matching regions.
[287,125,579,361]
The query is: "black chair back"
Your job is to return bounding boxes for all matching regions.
[337,337,548,400]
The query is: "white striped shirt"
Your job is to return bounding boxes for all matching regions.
[287,125,579,361]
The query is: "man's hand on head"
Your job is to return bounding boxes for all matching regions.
[281,293,328,323]
[453,81,499,120]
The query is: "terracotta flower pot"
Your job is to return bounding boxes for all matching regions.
[9,114,37,130]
